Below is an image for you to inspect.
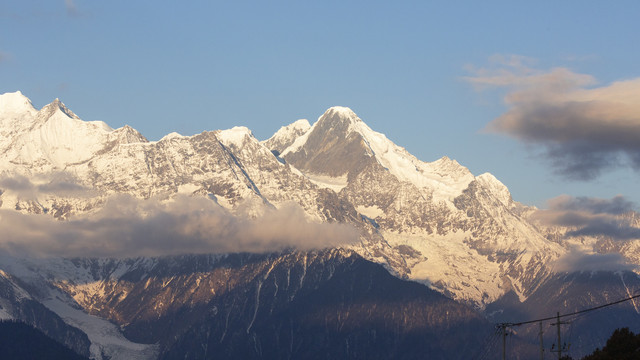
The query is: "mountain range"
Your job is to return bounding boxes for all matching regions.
[1,91,639,359]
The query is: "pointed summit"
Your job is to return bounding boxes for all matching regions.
[0,91,36,114]
[314,106,362,133]
[218,126,255,149]
[281,106,475,201]
[263,119,310,154]
[322,106,359,120]
[38,98,79,121]
[112,124,148,144]
[475,172,512,207]
[281,106,376,177]
[0,93,130,170]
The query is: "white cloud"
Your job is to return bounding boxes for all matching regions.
[0,194,360,258]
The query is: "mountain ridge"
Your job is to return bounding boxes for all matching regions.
[2,91,640,359]
[0,92,576,307]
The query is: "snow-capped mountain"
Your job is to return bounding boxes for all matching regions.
[0,92,565,307]
[0,91,632,305]
[0,92,146,172]
[262,118,310,154]
[280,106,564,305]
[1,91,640,359]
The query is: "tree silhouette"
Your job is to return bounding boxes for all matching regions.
[581,327,640,360]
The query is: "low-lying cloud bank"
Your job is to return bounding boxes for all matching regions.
[533,195,640,272]
[466,54,640,180]
[532,195,640,241]
[552,249,636,273]
[0,194,360,258]
[0,173,95,199]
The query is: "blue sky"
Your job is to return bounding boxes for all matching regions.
[1,1,639,208]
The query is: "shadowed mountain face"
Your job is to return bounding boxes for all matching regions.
[486,271,640,359]
[1,250,491,360]
[149,251,490,359]
[0,321,89,360]
[282,107,376,177]
[0,271,91,357]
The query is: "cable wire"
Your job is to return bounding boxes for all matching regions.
[499,292,640,328]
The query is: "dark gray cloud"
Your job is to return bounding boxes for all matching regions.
[0,194,359,258]
[465,55,640,180]
[567,220,640,240]
[552,249,636,273]
[534,196,639,272]
[532,195,640,241]
[548,195,636,215]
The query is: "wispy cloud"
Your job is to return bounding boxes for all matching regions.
[465,55,640,180]
[532,195,640,241]
[0,51,12,63]
[0,194,360,258]
[64,0,79,16]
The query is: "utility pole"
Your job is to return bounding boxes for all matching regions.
[550,312,568,360]
[557,312,561,360]
[494,294,640,360]
[497,323,509,360]
[502,325,507,360]
[539,321,544,360]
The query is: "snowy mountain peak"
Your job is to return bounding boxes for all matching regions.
[280,106,476,203]
[262,119,310,153]
[475,172,512,207]
[430,156,473,179]
[159,132,184,141]
[38,98,80,121]
[218,126,254,149]
[279,106,378,176]
[0,92,141,170]
[323,106,359,119]
[316,106,363,131]
[0,91,36,115]
[289,118,311,130]
[112,124,148,144]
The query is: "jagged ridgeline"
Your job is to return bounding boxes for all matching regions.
[1,91,640,359]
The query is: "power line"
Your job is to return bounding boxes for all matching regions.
[475,329,501,360]
[494,292,640,359]
[500,292,640,328]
